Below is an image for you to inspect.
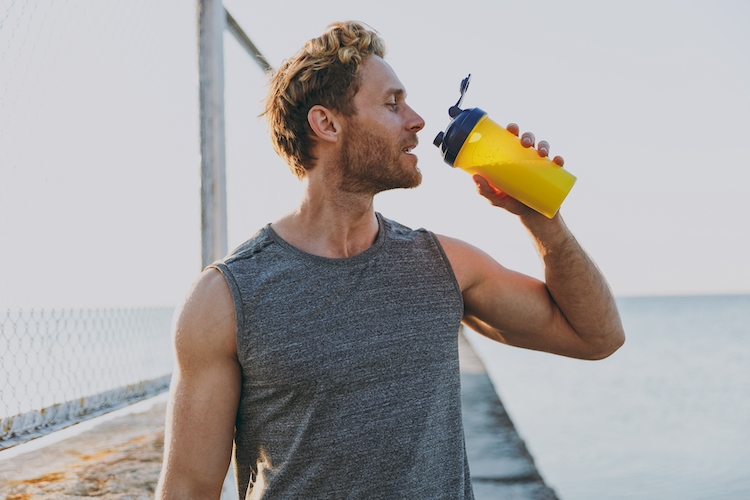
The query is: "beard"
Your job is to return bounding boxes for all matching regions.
[337,120,422,195]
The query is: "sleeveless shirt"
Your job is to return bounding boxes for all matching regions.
[211,214,472,499]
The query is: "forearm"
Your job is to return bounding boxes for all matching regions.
[521,212,625,359]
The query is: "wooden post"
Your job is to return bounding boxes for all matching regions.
[198,0,228,269]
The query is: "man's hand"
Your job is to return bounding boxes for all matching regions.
[473,174,533,217]
[473,123,565,218]
[507,122,564,166]
[451,122,624,360]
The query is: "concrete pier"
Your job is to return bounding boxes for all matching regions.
[0,331,558,499]
[459,332,559,499]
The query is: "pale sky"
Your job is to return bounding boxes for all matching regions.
[1,0,749,309]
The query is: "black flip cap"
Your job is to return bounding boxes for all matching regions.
[433,107,487,166]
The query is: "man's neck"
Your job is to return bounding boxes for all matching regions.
[271,176,380,259]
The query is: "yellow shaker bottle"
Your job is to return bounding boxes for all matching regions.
[433,75,576,218]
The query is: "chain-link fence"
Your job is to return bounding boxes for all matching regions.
[0,0,271,456]
[0,307,174,449]
[0,0,198,451]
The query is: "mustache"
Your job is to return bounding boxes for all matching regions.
[401,134,419,149]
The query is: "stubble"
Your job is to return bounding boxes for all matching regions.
[337,122,422,195]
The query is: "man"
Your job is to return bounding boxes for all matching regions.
[156,21,624,499]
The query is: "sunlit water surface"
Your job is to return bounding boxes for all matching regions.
[468,295,750,500]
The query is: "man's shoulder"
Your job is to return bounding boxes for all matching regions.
[378,213,432,241]
[220,225,276,265]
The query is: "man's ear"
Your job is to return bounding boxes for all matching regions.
[308,105,341,143]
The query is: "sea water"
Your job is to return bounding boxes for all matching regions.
[467,294,750,500]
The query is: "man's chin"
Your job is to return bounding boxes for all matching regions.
[406,170,423,189]
[379,171,422,193]
[405,165,423,187]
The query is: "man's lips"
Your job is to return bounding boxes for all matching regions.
[402,137,419,154]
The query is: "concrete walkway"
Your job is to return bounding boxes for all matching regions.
[0,332,558,499]
[459,332,559,499]
[0,396,167,499]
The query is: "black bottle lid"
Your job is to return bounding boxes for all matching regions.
[433,107,486,166]
[433,74,487,166]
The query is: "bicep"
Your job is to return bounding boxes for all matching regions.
[462,258,564,346]
[158,269,241,499]
[438,234,589,357]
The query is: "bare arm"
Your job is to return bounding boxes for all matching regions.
[438,130,624,360]
[156,269,241,499]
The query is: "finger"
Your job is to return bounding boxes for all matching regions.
[506,123,520,137]
[521,132,535,148]
[553,155,564,167]
[473,174,531,215]
[473,174,506,198]
[537,140,550,157]
[473,174,495,194]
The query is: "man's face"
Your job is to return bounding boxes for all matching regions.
[337,56,425,195]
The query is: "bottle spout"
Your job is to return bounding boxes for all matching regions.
[448,74,471,118]
[434,74,485,167]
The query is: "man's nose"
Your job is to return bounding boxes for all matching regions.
[407,105,425,133]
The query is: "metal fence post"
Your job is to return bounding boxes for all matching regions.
[198,0,228,269]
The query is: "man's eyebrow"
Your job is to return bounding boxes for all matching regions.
[385,88,406,99]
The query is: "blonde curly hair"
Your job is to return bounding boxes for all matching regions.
[263,21,386,178]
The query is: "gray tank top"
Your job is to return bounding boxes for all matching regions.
[212,214,472,499]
